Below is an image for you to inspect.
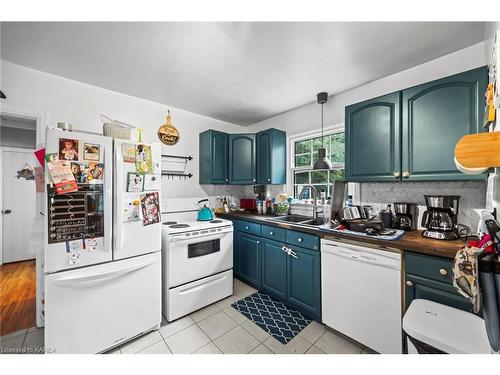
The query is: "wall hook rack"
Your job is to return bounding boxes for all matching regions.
[161,172,193,180]
[161,154,193,161]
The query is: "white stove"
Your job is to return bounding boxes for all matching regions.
[161,217,234,321]
[162,218,232,235]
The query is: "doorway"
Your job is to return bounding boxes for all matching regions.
[0,113,39,337]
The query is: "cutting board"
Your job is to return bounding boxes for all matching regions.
[455,132,500,168]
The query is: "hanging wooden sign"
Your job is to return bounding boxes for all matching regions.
[157,110,180,146]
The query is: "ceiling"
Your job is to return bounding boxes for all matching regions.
[0,22,488,125]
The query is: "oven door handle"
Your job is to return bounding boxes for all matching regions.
[169,229,232,242]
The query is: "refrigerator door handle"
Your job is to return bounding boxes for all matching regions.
[52,257,158,286]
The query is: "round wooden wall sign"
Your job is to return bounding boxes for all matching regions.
[157,110,180,146]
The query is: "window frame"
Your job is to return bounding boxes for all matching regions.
[288,124,345,199]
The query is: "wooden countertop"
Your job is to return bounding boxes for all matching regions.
[217,211,469,259]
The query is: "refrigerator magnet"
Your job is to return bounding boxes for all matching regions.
[83,143,100,161]
[86,237,103,252]
[123,196,141,222]
[65,240,84,253]
[140,192,160,226]
[86,162,104,184]
[59,138,80,161]
[68,251,81,265]
[143,174,160,191]
[121,143,136,163]
[135,144,153,174]
[127,172,144,192]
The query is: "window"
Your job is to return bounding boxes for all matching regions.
[292,132,345,199]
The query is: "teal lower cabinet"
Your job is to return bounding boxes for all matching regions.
[404,252,472,313]
[286,245,321,320]
[261,238,287,300]
[232,220,321,321]
[234,231,261,288]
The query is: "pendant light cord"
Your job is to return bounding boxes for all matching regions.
[321,103,324,148]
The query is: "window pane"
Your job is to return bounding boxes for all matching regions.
[312,185,328,197]
[329,169,345,181]
[297,185,310,199]
[295,154,311,167]
[294,171,309,184]
[311,170,328,184]
[295,139,311,154]
[312,136,328,152]
[329,132,345,164]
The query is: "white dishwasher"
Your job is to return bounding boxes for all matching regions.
[321,239,403,354]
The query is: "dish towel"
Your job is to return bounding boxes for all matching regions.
[452,245,482,313]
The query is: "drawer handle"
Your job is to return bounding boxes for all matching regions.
[269,231,274,235]
[406,280,413,287]
[439,268,448,276]
[297,238,303,243]
[245,226,249,230]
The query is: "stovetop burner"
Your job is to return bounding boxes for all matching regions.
[169,224,190,229]
[163,221,177,225]
[210,220,223,224]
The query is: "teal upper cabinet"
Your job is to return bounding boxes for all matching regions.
[401,66,488,181]
[199,130,229,184]
[345,66,488,182]
[256,128,287,184]
[345,92,401,182]
[229,134,256,184]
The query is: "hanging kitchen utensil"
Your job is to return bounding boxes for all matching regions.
[484,83,496,129]
[454,132,500,171]
[157,110,180,146]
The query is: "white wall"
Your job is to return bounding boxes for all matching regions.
[249,41,488,136]
[0,61,246,202]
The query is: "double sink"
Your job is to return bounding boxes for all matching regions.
[266,215,326,228]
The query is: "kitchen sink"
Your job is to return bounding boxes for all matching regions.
[267,215,312,223]
[267,215,325,227]
[300,218,326,226]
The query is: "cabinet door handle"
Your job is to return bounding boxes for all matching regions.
[257,240,260,244]
[439,268,448,276]
[253,179,256,182]
[402,171,410,179]
[267,178,271,182]
[225,178,229,182]
[393,171,400,178]
[406,280,413,287]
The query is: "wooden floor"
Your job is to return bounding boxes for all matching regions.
[0,260,36,336]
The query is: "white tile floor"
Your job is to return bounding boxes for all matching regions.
[0,278,373,355]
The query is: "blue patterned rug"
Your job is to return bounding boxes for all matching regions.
[231,291,312,344]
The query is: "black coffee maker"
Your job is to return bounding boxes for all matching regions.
[421,195,460,240]
[393,203,418,231]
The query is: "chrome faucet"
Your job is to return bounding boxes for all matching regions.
[299,185,322,219]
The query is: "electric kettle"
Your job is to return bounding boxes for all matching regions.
[197,199,214,221]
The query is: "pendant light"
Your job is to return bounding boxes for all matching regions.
[313,92,332,170]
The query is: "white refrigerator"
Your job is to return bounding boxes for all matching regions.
[43,128,162,353]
